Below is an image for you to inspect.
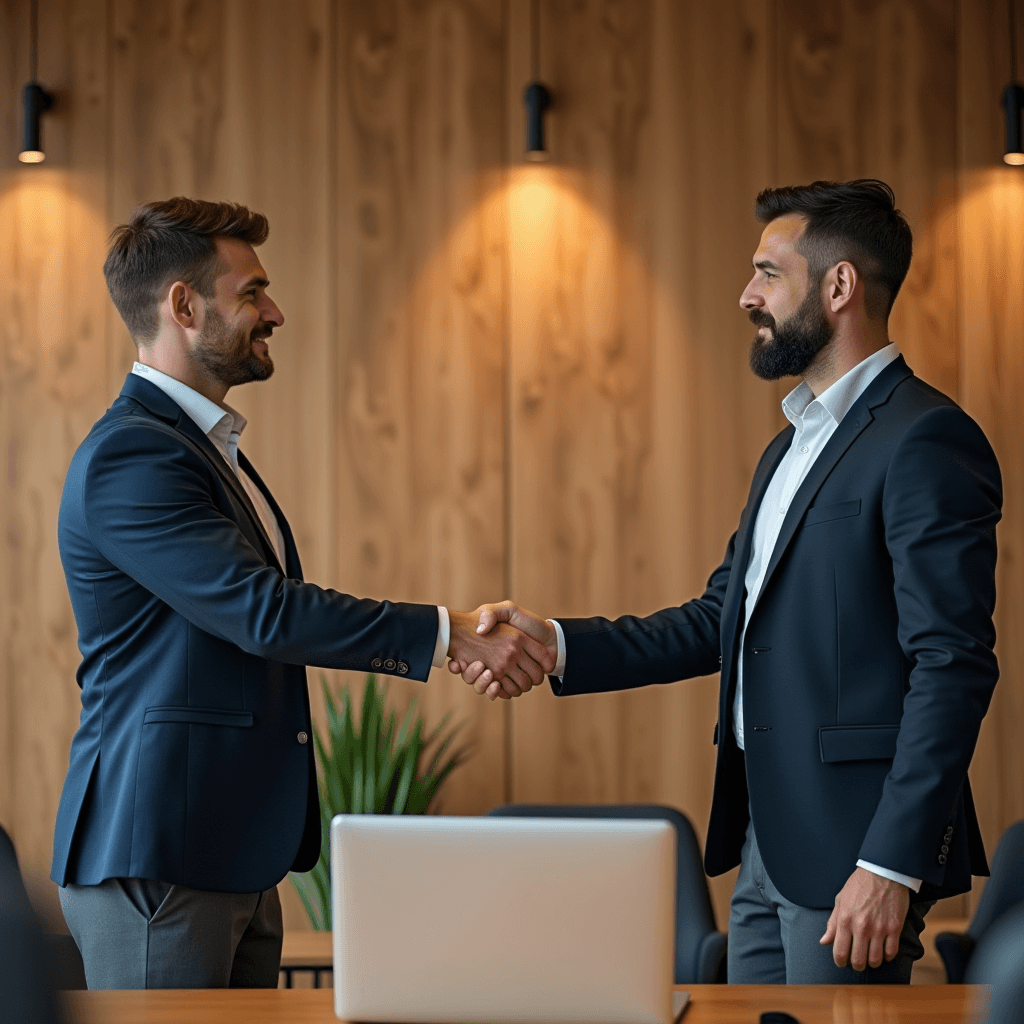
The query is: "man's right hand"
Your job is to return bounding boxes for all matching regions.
[447,607,556,701]
[448,602,557,701]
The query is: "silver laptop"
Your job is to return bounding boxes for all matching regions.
[331,814,686,1024]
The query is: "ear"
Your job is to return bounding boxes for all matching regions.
[826,261,858,314]
[168,281,201,332]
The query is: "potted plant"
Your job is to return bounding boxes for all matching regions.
[289,674,467,930]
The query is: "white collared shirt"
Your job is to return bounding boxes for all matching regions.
[130,363,449,667]
[551,343,920,890]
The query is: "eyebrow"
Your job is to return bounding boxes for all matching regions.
[239,275,270,291]
[754,259,781,272]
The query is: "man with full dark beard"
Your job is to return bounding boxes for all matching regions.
[452,180,1002,984]
[51,198,554,989]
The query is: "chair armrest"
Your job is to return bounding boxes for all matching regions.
[696,930,728,984]
[934,930,975,984]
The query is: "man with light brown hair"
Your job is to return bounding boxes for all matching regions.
[51,198,552,989]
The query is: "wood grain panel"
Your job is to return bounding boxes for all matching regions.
[507,0,776,928]
[0,0,110,924]
[775,0,960,398]
[332,0,509,819]
[956,0,1024,915]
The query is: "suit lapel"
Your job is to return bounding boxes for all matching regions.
[237,451,302,580]
[120,374,286,574]
[718,426,792,689]
[753,355,913,607]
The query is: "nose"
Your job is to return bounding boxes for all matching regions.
[262,295,284,328]
[739,275,763,311]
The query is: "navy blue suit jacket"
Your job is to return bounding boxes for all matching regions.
[52,374,439,894]
[552,358,1002,908]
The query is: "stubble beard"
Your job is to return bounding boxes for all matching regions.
[748,284,834,381]
[194,303,275,389]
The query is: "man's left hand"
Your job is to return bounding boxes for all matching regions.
[820,866,910,971]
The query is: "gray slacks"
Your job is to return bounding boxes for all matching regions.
[59,878,282,989]
[727,817,933,984]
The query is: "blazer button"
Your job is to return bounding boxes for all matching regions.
[384,658,396,671]
[945,828,954,840]
[941,844,949,854]
[938,853,947,865]
[372,658,382,669]
[398,662,409,674]
[297,731,308,745]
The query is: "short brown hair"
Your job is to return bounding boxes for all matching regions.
[754,179,912,319]
[103,198,269,342]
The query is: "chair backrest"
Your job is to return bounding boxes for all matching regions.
[968,820,1024,939]
[0,822,64,1021]
[486,803,720,984]
[965,902,1024,1021]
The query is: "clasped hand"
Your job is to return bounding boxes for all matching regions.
[448,602,556,700]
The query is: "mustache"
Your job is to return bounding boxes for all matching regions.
[748,309,776,330]
[250,324,273,342]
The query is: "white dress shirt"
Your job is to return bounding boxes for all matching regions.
[131,363,449,667]
[551,343,920,891]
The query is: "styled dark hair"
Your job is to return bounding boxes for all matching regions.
[754,179,912,319]
[103,198,269,342]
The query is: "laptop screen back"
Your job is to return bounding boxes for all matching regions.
[331,815,676,1024]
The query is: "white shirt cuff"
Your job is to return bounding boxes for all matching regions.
[856,859,922,893]
[550,619,566,678]
[432,606,450,668]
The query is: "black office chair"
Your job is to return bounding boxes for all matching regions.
[0,823,87,992]
[935,820,1024,984]
[965,902,1024,1022]
[486,803,728,984]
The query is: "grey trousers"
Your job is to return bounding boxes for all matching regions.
[59,878,282,989]
[727,818,933,984]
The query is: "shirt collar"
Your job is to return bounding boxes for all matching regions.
[781,343,900,430]
[131,362,247,441]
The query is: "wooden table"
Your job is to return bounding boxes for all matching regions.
[64,985,984,1023]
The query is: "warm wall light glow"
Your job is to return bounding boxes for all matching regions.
[18,150,45,163]
[1004,152,1024,165]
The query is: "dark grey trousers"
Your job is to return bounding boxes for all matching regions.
[59,878,282,989]
[727,818,933,984]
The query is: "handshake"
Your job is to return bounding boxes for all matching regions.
[446,602,556,701]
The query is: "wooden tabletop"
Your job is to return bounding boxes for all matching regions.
[64,985,984,1024]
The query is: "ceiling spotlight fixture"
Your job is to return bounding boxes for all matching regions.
[524,0,551,161]
[1004,0,1024,165]
[19,0,53,164]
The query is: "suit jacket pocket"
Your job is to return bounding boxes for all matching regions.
[803,498,862,527]
[819,724,899,763]
[143,706,254,728]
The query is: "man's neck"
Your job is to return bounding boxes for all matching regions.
[802,322,891,397]
[135,345,229,404]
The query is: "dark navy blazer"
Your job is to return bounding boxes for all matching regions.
[553,357,1002,908]
[51,374,438,894]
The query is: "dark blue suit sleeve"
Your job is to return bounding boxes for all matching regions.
[859,405,1001,883]
[551,531,734,695]
[80,421,439,679]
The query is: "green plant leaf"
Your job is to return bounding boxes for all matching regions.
[291,673,467,929]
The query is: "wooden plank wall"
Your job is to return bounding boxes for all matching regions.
[0,0,1021,935]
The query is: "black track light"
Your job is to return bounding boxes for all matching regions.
[1005,0,1024,165]
[524,82,551,162]
[18,0,52,164]
[524,0,552,161]
[20,83,53,164]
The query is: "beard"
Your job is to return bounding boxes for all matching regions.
[748,284,834,381]
[194,304,275,388]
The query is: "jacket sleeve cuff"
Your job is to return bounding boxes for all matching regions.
[432,606,450,668]
[856,859,922,892]
[550,619,567,678]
